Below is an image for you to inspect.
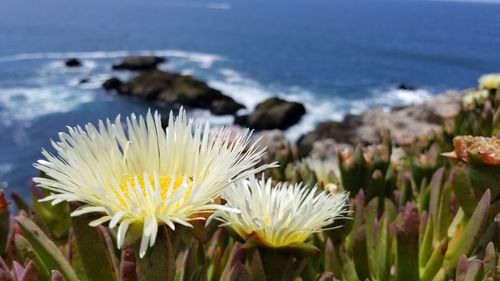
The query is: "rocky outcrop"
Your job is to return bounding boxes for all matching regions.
[299,90,465,154]
[397,83,417,91]
[307,138,352,159]
[297,115,363,155]
[112,56,166,71]
[65,58,82,67]
[236,97,306,130]
[102,77,123,91]
[253,130,292,164]
[102,70,244,115]
[79,78,90,84]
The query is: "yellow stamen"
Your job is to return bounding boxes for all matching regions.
[264,216,271,226]
[116,175,193,202]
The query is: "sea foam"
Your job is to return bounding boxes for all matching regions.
[0,49,223,69]
[0,86,94,125]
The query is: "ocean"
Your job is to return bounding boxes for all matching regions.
[1,0,500,196]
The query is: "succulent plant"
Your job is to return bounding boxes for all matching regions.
[0,75,499,281]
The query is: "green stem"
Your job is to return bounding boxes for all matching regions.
[258,248,298,281]
[259,248,293,281]
[136,225,175,281]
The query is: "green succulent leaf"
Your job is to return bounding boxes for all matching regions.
[71,211,120,281]
[419,218,433,269]
[395,203,420,281]
[420,238,448,281]
[15,234,51,281]
[15,216,78,281]
[444,189,491,272]
[450,166,476,218]
[11,191,31,214]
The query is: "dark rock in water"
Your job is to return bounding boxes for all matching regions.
[102,77,124,92]
[211,99,245,116]
[112,56,166,71]
[79,78,90,84]
[239,97,306,130]
[298,114,363,155]
[65,58,82,67]
[234,115,249,126]
[397,83,417,91]
[102,70,244,115]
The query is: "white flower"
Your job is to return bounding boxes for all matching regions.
[478,73,500,90]
[463,89,489,108]
[301,156,341,188]
[212,177,349,248]
[34,109,274,257]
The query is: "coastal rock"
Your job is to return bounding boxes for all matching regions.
[112,56,166,71]
[299,90,465,153]
[211,99,245,115]
[397,83,417,91]
[79,78,90,84]
[298,114,363,155]
[254,129,293,164]
[238,97,306,130]
[102,77,124,92]
[65,58,82,67]
[103,70,244,115]
[307,138,352,159]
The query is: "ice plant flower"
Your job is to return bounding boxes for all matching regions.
[211,177,349,248]
[462,89,489,109]
[300,156,341,193]
[34,109,274,257]
[478,73,500,91]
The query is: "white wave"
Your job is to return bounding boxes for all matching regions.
[0,49,223,69]
[0,163,13,188]
[0,51,129,62]
[206,3,232,10]
[68,73,114,89]
[160,50,223,69]
[44,60,97,71]
[0,163,13,175]
[344,88,434,117]
[369,88,433,110]
[0,86,95,124]
[190,109,234,126]
[146,2,232,10]
[39,60,98,77]
[180,69,195,76]
[211,70,270,112]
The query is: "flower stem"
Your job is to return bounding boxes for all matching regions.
[258,248,301,281]
[136,225,175,281]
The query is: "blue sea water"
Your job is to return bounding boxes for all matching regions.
[1,0,500,196]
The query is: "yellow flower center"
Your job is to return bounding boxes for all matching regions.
[116,174,193,202]
[264,216,271,226]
